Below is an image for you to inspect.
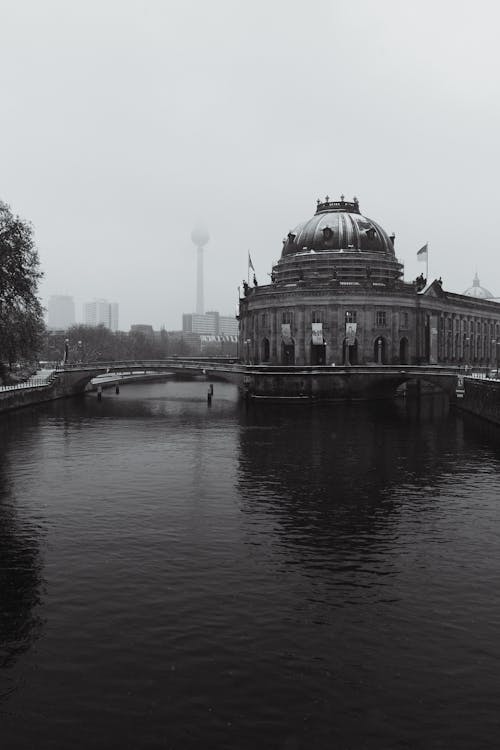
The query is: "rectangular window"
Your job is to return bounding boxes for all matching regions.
[376,310,387,328]
[282,311,293,325]
[344,310,357,323]
[401,311,409,329]
[311,311,324,324]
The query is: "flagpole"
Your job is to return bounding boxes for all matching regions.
[247,249,250,285]
[426,241,429,282]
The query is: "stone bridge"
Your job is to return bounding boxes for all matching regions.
[56,358,242,392]
[56,360,460,402]
[240,364,460,401]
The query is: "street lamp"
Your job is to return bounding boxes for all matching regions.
[64,338,69,364]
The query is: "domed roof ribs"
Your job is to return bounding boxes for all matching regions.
[372,223,387,252]
[274,196,402,284]
[350,213,361,249]
[339,213,346,249]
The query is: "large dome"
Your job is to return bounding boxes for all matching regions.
[463,273,494,299]
[281,196,395,258]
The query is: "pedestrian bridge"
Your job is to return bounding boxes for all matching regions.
[54,359,461,401]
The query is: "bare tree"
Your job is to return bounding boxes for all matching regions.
[0,201,44,372]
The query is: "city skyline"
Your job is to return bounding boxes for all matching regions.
[2,0,499,330]
[43,292,238,332]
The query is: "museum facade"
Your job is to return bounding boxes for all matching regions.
[238,197,500,369]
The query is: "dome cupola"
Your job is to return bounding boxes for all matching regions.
[273,195,403,286]
[281,195,395,257]
[463,273,494,299]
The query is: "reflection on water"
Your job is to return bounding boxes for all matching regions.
[1,383,500,748]
[0,413,45,700]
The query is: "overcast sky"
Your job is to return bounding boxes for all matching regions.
[1,0,499,329]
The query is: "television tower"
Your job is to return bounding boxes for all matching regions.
[191,224,210,314]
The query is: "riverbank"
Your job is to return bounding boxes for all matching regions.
[0,374,67,412]
[0,370,174,413]
[457,376,500,425]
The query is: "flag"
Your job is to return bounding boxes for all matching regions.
[417,244,428,261]
[248,251,255,272]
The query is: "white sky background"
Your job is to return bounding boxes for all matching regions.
[1,0,499,329]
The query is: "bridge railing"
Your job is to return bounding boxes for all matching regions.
[58,359,243,372]
[0,375,56,392]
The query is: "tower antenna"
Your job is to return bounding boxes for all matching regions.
[191,224,210,314]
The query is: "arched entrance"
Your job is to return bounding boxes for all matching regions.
[374,336,387,364]
[311,342,326,365]
[399,337,409,364]
[343,338,358,365]
[282,341,295,365]
[261,337,270,362]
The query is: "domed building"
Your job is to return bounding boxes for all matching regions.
[238,196,500,375]
[463,273,494,300]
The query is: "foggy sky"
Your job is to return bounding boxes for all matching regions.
[1,0,499,330]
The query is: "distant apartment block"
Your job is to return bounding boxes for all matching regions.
[84,299,119,332]
[47,295,75,330]
[182,310,238,336]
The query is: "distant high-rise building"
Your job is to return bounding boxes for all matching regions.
[84,299,119,332]
[47,295,75,329]
[182,310,238,336]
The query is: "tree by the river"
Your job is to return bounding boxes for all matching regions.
[46,324,169,362]
[0,201,44,372]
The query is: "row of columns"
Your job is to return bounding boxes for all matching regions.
[437,313,500,365]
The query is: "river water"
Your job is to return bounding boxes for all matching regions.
[1,381,500,749]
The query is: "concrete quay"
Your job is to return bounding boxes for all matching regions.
[458,376,500,425]
[0,371,82,413]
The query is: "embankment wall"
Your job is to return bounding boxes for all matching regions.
[0,372,94,413]
[460,378,500,425]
